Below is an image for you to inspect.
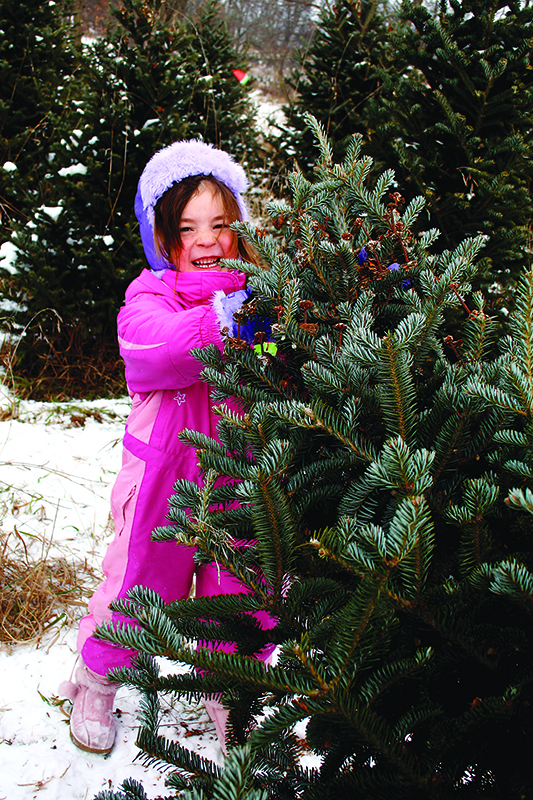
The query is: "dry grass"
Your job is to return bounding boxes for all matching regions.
[0,322,127,402]
[0,528,98,647]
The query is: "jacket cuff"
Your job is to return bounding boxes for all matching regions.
[201,304,226,352]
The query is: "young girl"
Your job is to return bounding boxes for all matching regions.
[62,140,269,755]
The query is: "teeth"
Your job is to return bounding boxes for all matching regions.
[193,258,220,267]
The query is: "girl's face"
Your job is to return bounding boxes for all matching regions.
[172,182,239,272]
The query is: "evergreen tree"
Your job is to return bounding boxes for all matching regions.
[279,0,395,175]
[279,0,533,316]
[184,0,258,162]
[94,119,533,799]
[0,0,259,399]
[0,0,79,234]
[374,0,533,311]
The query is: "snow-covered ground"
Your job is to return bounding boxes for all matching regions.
[250,89,286,132]
[0,391,225,800]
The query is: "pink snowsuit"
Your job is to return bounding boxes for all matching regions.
[77,266,261,676]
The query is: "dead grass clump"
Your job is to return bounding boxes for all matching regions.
[0,528,96,646]
[0,321,127,401]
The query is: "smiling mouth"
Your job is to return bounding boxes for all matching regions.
[192,257,222,269]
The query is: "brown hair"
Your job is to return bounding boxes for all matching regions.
[154,174,257,266]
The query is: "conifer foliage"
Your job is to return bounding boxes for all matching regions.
[0,0,257,399]
[283,0,533,312]
[283,0,395,172]
[96,119,533,799]
[377,0,533,305]
[0,0,79,229]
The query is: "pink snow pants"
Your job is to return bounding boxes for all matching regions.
[78,433,274,677]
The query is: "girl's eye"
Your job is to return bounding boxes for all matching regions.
[180,227,193,233]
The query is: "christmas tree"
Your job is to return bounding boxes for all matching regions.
[374,0,533,311]
[0,0,259,399]
[95,118,533,798]
[281,0,396,174]
[0,0,79,233]
[183,0,258,162]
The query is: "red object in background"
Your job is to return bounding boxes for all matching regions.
[232,69,250,85]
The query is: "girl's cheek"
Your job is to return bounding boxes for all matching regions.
[225,232,239,258]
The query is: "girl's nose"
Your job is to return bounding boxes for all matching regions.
[196,227,217,246]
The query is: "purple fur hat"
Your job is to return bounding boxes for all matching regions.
[135,140,249,272]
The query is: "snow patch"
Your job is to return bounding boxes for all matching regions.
[0,241,18,273]
[58,164,87,177]
[38,206,63,222]
[0,394,229,797]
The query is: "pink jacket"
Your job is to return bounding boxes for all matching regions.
[118,267,245,458]
[77,266,249,675]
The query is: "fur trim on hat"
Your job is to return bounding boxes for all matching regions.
[139,140,249,226]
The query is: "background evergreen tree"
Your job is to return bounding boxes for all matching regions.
[184,0,258,161]
[94,119,533,799]
[374,0,533,312]
[279,0,396,176]
[0,0,79,237]
[0,0,259,399]
[278,0,533,317]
